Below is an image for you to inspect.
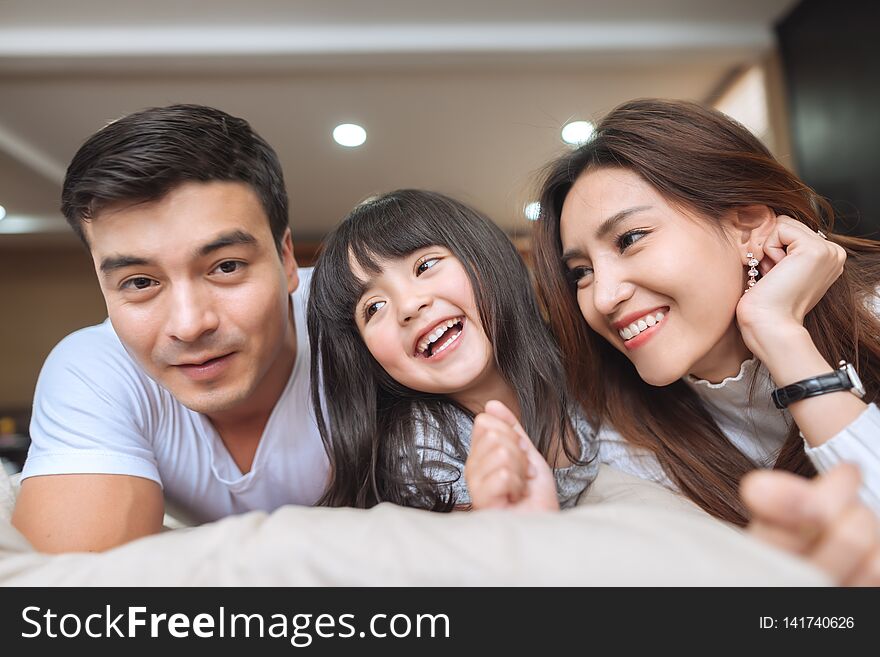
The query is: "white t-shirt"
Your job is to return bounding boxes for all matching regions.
[21,267,329,524]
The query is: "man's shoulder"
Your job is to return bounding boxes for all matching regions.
[39,318,154,398]
[46,318,130,369]
[292,266,314,303]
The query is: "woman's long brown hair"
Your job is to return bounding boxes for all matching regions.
[533,99,880,525]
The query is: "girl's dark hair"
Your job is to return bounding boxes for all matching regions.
[309,189,581,509]
[61,104,289,251]
[533,98,880,526]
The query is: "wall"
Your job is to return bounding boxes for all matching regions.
[776,0,880,238]
[0,244,105,410]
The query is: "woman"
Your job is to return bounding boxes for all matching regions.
[531,98,880,526]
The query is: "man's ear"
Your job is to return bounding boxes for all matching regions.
[726,205,777,262]
[280,227,300,294]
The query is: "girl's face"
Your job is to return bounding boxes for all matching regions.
[353,246,499,402]
[559,167,750,385]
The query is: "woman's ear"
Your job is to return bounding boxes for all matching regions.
[726,205,777,262]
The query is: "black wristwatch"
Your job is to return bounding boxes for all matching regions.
[771,360,866,410]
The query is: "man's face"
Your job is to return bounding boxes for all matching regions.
[84,181,299,418]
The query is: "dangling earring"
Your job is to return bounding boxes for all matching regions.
[744,252,759,292]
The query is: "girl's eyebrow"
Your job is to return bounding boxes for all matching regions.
[353,267,387,300]
[353,276,373,300]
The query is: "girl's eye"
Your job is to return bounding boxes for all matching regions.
[566,265,593,287]
[121,276,157,291]
[364,300,386,321]
[214,260,244,275]
[617,229,649,252]
[416,257,440,275]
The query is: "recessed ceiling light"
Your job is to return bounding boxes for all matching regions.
[561,120,595,146]
[0,205,6,221]
[524,201,541,221]
[333,123,367,148]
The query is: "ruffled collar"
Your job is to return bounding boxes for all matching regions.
[685,357,761,390]
[683,358,792,466]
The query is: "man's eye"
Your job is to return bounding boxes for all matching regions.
[121,277,157,291]
[364,300,385,320]
[215,260,244,274]
[566,265,593,286]
[416,257,440,275]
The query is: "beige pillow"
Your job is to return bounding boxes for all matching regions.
[0,465,827,586]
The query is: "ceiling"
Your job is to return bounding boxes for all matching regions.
[0,0,798,244]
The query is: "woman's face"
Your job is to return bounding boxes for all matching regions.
[352,246,499,401]
[559,167,750,385]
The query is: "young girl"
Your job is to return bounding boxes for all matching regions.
[530,98,880,526]
[307,189,597,510]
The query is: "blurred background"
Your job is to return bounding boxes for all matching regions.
[1,0,877,471]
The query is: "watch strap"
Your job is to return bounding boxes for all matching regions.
[771,370,850,409]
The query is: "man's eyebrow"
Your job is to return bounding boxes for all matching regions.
[196,230,258,257]
[99,231,259,276]
[595,205,652,240]
[100,255,153,275]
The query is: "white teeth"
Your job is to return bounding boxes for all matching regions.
[416,317,463,354]
[617,311,667,341]
[433,330,462,354]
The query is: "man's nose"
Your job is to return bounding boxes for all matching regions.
[166,283,220,343]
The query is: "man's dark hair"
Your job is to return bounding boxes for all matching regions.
[61,104,289,250]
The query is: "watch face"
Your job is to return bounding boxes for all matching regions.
[844,363,867,398]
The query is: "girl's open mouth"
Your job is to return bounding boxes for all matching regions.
[415,317,465,359]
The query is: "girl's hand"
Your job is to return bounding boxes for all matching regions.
[465,400,559,512]
[742,464,880,586]
[736,216,846,358]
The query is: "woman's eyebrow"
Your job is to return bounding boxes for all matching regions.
[595,205,652,240]
[561,248,586,265]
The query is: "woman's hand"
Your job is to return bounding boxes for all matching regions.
[742,464,880,585]
[465,400,559,512]
[734,216,866,447]
[736,216,846,359]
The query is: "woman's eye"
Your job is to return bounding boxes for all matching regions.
[416,257,440,275]
[214,260,244,275]
[364,300,386,320]
[567,265,593,286]
[121,276,157,291]
[617,229,649,251]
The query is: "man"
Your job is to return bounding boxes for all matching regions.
[13,105,328,552]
